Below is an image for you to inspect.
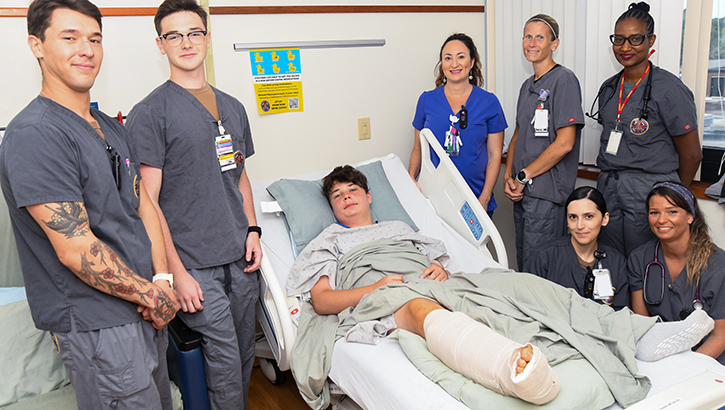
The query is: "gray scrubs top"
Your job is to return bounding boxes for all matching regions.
[530,237,630,310]
[596,65,697,174]
[513,65,584,205]
[127,81,255,269]
[0,97,151,332]
[628,240,725,363]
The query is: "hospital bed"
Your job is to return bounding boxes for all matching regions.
[252,128,725,410]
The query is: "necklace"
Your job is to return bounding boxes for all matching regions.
[39,91,50,99]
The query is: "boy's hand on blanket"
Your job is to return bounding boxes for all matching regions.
[175,270,204,313]
[421,261,449,282]
[376,275,404,289]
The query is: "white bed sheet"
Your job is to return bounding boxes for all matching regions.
[251,153,725,410]
[604,353,725,410]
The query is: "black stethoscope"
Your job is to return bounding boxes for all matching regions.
[643,240,703,318]
[585,62,653,125]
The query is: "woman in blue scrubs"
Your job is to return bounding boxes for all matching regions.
[531,187,630,310]
[409,33,507,215]
[628,182,725,363]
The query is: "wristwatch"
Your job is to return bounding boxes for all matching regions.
[153,273,174,289]
[516,170,531,185]
[248,225,262,238]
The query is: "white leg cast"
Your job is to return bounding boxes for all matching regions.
[423,310,560,405]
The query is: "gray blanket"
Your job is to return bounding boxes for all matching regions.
[289,239,657,409]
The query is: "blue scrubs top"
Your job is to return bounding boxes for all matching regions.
[413,86,507,212]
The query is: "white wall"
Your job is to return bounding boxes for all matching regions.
[0,0,485,182]
[211,11,484,180]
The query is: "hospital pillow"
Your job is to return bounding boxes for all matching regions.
[267,160,419,255]
[0,299,70,407]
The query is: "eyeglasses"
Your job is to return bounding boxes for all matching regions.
[106,145,121,191]
[159,30,207,47]
[609,34,652,46]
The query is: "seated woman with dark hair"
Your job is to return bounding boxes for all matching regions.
[629,181,725,363]
[530,187,630,310]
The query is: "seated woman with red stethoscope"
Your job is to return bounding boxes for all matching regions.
[628,182,725,364]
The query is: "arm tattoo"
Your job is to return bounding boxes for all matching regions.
[152,292,177,322]
[78,240,175,319]
[43,202,89,238]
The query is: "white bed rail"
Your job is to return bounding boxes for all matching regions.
[418,128,508,268]
[255,243,296,372]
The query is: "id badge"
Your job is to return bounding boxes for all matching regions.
[533,109,548,137]
[605,130,622,156]
[592,268,614,299]
[215,134,236,172]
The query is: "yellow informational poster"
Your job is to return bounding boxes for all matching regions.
[250,48,303,115]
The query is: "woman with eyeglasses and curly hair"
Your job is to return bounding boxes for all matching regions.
[628,182,725,363]
[593,2,702,257]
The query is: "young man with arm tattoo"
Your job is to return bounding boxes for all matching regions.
[0,1,179,409]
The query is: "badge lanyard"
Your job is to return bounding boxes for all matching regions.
[583,250,614,301]
[532,90,549,137]
[444,105,467,157]
[616,63,650,130]
[215,120,236,172]
[606,62,651,156]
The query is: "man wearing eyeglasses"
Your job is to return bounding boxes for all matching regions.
[126,0,261,408]
[0,0,179,408]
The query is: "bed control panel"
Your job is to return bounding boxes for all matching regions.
[288,296,301,327]
[460,202,483,241]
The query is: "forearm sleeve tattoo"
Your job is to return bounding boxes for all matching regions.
[42,202,175,321]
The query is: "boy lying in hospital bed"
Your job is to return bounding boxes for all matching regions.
[287,165,715,409]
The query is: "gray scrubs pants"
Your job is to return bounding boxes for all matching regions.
[513,195,566,272]
[180,257,259,410]
[54,319,172,410]
[597,170,679,256]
